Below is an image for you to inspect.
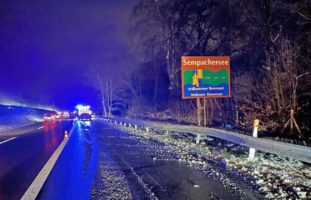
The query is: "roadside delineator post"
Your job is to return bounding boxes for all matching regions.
[64,130,69,139]
[252,119,259,138]
[249,119,259,160]
[165,130,169,136]
[135,125,138,130]
[196,134,201,144]
[146,127,149,133]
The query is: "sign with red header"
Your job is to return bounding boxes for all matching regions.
[181,56,231,99]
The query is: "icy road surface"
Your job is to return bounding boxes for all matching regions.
[38,120,259,200]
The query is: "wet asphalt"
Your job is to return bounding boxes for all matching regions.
[0,120,73,200]
[38,120,248,200]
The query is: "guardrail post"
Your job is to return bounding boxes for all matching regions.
[196,134,201,144]
[114,121,117,124]
[128,123,132,127]
[146,127,149,133]
[135,125,138,130]
[249,119,259,161]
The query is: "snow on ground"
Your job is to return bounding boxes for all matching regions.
[105,117,311,163]
[0,104,53,132]
[95,122,254,199]
[91,152,133,200]
[112,122,311,200]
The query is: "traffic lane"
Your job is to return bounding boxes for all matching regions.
[0,122,44,137]
[38,121,98,200]
[0,121,66,176]
[0,121,73,200]
[0,137,17,145]
[0,122,46,144]
[0,120,73,200]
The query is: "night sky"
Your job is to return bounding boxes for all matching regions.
[0,0,135,110]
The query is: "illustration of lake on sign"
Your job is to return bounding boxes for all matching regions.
[183,68,229,97]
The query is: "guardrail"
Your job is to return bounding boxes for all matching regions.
[103,117,311,163]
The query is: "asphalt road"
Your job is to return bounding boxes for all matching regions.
[38,120,257,200]
[0,120,73,200]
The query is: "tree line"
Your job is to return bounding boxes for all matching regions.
[89,0,311,139]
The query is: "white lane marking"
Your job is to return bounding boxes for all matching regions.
[21,124,77,200]
[37,126,45,130]
[0,137,17,145]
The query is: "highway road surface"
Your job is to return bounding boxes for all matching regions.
[38,120,259,200]
[0,120,262,200]
[0,121,73,200]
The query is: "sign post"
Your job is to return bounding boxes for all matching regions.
[203,98,207,127]
[197,98,201,126]
[181,56,231,126]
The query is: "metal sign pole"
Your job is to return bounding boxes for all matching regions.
[197,98,201,126]
[181,56,231,127]
[203,98,207,126]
